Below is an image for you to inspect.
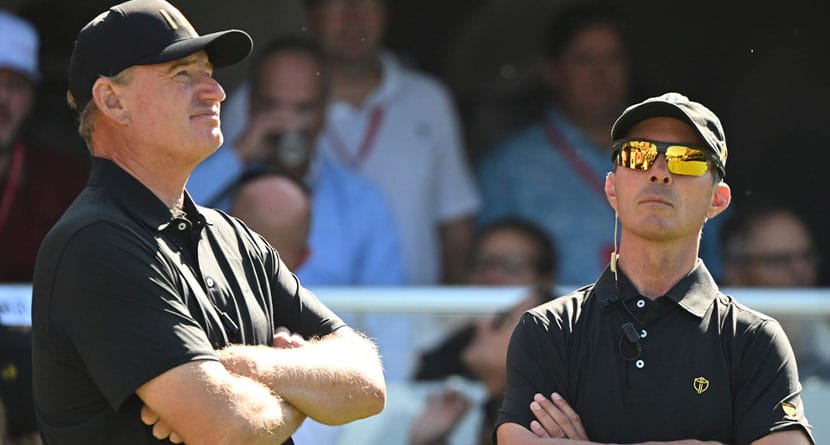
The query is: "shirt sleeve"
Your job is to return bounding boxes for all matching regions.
[496,310,569,436]
[733,318,815,445]
[252,227,347,339]
[49,222,218,410]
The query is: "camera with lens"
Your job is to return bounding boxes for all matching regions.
[265,129,311,169]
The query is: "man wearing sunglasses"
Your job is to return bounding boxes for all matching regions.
[495,92,813,444]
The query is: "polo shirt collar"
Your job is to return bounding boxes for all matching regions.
[594,259,719,318]
[362,50,403,108]
[88,157,203,232]
[666,260,720,318]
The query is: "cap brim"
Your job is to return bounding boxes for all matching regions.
[137,29,252,68]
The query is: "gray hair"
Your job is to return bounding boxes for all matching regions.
[70,68,133,153]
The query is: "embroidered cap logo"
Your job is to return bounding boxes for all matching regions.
[693,376,709,395]
[158,7,197,37]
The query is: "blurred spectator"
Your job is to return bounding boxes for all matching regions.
[414,217,557,381]
[720,202,830,380]
[466,217,557,287]
[0,11,84,445]
[409,286,555,445]
[409,218,557,444]
[440,0,558,163]
[475,2,629,288]
[0,10,88,283]
[229,170,312,270]
[721,203,819,287]
[189,35,406,286]
[475,2,730,287]
[303,0,481,285]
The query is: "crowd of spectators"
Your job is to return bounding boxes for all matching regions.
[2,0,830,443]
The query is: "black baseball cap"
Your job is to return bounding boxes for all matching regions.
[68,0,253,111]
[611,92,728,178]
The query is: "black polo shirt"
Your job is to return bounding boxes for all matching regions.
[32,158,344,445]
[497,261,814,445]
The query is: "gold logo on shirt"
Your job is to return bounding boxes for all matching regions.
[782,402,798,418]
[693,376,709,394]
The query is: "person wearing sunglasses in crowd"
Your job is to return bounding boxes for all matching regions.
[720,202,830,382]
[495,92,814,444]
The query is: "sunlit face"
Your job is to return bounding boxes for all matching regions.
[467,228,546,286]
[543,23,629,120]
[306,0,385,64]
[0,69,34,149]
[118,51,225,165]
[606,117,728,243]
[726,211,818,287]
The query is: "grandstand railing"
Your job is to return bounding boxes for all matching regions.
[4,284,830,443]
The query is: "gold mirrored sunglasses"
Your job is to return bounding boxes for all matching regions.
[611,139,716,177]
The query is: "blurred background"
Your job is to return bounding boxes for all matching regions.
[6,0,830,283]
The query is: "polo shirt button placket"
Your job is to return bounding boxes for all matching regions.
[629,298,648,370]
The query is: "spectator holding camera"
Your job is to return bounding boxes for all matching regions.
[189,35,405,287]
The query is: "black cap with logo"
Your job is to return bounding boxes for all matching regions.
[611,92,728,178]
[68,0,253,111]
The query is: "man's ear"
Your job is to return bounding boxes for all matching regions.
[91,78,130,124]
[604,171,618,212]
[707,181,731,219]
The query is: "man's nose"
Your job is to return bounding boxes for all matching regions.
[199,74,226,103]
[649,154,672,185]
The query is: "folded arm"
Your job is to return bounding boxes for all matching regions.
[217,326,387,425]
[136,360,305,445]
[498,393,808,445]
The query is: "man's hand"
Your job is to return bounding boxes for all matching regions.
[141,404,184,444]
[233,112,284,164]
[526,394,731,445]
[529,392,589,441]
[408,387,471,445]
[272,327,308,349]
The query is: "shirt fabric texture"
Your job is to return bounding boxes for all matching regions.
[476,107,725,288]
[496,260,814,444]
[32,158,344,444]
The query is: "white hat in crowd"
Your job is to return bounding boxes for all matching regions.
[0,10,40,82]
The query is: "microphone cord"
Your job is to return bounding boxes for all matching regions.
[614,264,644,361]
